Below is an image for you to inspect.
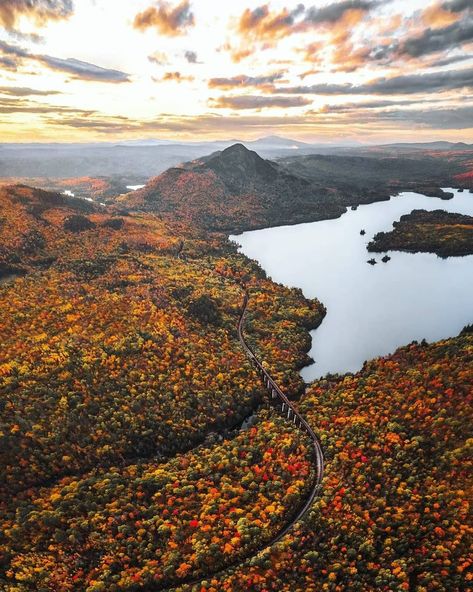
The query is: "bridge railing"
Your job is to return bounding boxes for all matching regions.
[237,291,324,482]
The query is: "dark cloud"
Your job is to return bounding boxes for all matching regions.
[320,96,463,112]
[0,40,130,82]
[0,0,73,30]
[433,53,473,67]
[8,29,45,43]
[0,56,17,70]
[334,105,473,129]
[0,85,61,96]
[378,105,473,129]
[0,39,29,59]
[184,50,199,63]
[399,20,473,58]
[321,98,434,112]
[277,67,473,95]
[370,1,473,65]
[312,102,473,129]
[208,72,284,89]
[209,95,311,110]
[37,56,130,82]
[304,0,377,24]
[133,1,194,36]
[443,0,473,13]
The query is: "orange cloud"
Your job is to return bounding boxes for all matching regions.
[209,95,311,110]
[0,0,73,30]
[133,1,194,36]
[160,71,194,82]
[303,9,371,73]
[423,2,461,28]
[231,2,380,63]
[238,4,304,42]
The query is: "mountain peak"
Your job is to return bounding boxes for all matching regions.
[220,142,258,157]
[204,143,276,187]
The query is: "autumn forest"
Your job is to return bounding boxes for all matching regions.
[1,132,472,592]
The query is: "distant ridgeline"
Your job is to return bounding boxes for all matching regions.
[0,143,472,591]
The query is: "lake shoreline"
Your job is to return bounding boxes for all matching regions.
[232,188,473,381]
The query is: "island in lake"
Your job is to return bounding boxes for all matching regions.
[369,209,473,258]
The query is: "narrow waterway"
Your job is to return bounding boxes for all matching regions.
[231,188,473,380]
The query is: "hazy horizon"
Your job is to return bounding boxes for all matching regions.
[1,134,472,147]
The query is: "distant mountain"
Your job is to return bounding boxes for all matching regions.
[114,135,311,150]
[121,143,344,231]
[115,139,181,147]
[245,135,311,149]
[379,141,473,151]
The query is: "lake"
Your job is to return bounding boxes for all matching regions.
[231,188,473,381]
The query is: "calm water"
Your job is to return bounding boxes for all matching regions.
[231,189,473,381]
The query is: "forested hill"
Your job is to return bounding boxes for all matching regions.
[119,143,344,232]
[118,143,472,233]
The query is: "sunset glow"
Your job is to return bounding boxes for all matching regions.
[1,0,472,142]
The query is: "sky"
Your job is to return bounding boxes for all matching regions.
[0,0,472,143]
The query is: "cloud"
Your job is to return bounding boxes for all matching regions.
[208,72,284,90]
[46,102,473,137]
[397,19,473,59]
[37,56,130,82]
[330,104,473,129]
[0,56,18,70]
[0,0,73,30]
[371,1,473,64]
[133,1,194,36]
[303,0,378,24]
[230,1,385,65]
[0,39,29,59]
[277,67,473,95]
[159,71,194,82]
[0,96,94,116]
[443,0,473,13]
[234,1,380,46]
[44,116,134,132]
[237,4,305,41]
[319,96,461,112]
[184,50,199,63]
[209,95,311,110]
[379,105,473,129]
[148,51,169,65]
[0,40,130,82]
[228,4,301,62]
[433,53,473,67]
[0,86,61,96]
